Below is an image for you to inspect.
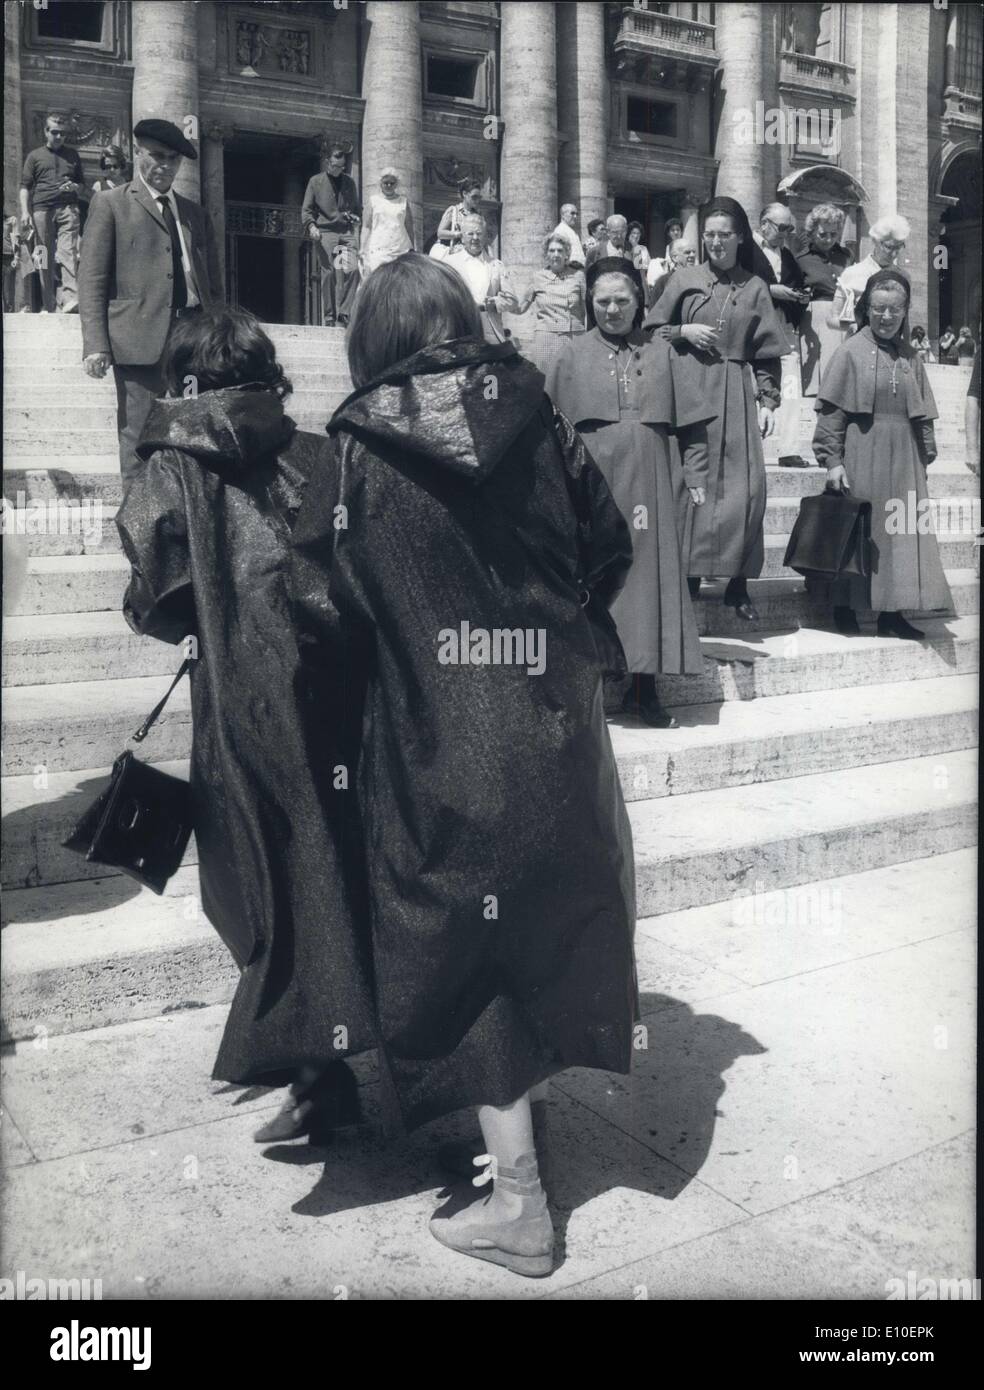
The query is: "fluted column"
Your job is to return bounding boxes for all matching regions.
[4,1,22,218]
[201,125,227,300]
[500,1,558,277]
[713,2,769,217]
[361,1,422,245]
[131,0,200,201]
[556,0,607,232]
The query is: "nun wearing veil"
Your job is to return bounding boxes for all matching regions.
[814,268,951,640]
[644,196,792,622]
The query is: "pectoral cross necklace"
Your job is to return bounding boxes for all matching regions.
[710,279,737,331]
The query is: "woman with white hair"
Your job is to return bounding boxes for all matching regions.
[359,167,414,274]
[795,202,853,395]
[828,214,910,337]
[504,230,586,374]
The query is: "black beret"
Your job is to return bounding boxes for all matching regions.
[133,119,198,160]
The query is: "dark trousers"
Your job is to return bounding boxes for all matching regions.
[114,361,165,489]
[114,307,202,489]
[2,256,15,313]
[315,229,359,323]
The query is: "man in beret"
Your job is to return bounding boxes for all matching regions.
[78,118,215,487]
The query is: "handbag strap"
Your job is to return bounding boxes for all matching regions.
[132,659,193,744]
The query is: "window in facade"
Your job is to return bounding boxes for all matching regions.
[426,55,482,102]
[955,2,982,95]
[784,3,838,59]
[37,1,105,44]
[626,96,678,140]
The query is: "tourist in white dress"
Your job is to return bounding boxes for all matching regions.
[360,167,414,275]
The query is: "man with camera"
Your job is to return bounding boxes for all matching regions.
[301,144,361,327]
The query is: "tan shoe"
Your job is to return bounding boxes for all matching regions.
[429,1151,554,1278]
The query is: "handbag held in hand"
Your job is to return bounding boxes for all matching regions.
[62,660,194,895]
[783,485,872,583]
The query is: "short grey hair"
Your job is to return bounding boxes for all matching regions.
[669,238,696,262]
[804,203,845,236]
[541,230,572,261]
[460,212,488,233]
[870,214,910,244]
[606,214,628,230]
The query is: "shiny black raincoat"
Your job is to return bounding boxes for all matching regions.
[116,386,378,1084]
[290,337,639,1130]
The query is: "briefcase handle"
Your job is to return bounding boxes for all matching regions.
[132,659,194,744]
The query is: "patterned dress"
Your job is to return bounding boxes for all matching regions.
[521,266,586,377]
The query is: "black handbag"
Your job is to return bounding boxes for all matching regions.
[783,486,872,582]
[62,660,194,895]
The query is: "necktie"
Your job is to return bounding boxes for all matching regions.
[157,196,188,309]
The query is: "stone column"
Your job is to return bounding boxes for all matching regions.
[131,0,200,202]
[713,2,769,217]
[283,166,306,325]
[556,0,607,233]
[201,125,227,301]
[4,1,22,218]
[500,0,558,278]
[361,1,422,246]
[885,2,932,330]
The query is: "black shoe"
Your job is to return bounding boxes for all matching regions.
[323,316,337,328]
[833,605,861,636]
[336,314,349,327]
[687,576,702,600]
[877,611,925,641]
[620,687,678,728]
[723,581,758,622]
[253,1061,361,1143]
[778,455,810,468]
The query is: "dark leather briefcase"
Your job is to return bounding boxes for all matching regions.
[783,487,872,582]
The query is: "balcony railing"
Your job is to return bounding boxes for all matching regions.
[943,85,982,124]
[780,50,856,94]
[614,6,718,63]
[226,201,307,240]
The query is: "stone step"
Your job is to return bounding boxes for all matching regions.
[2,655,975,808]
[689,570,978,632]
[5,459,977,505]
[5,544,977,626]
[3,673,193,777]
[0,866,234,1042]
[0,369,350,397]
[4,596,976,694]
[3,395,349,433]
[9,489,977,561]
[4,503,120,557]
[628,748,978,918]
[3,758,193,891]
[636,847,977,980]
[9,553,131,615]
[1,780,976,1041]
[761,463,979,498]
[757,531,978,577]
